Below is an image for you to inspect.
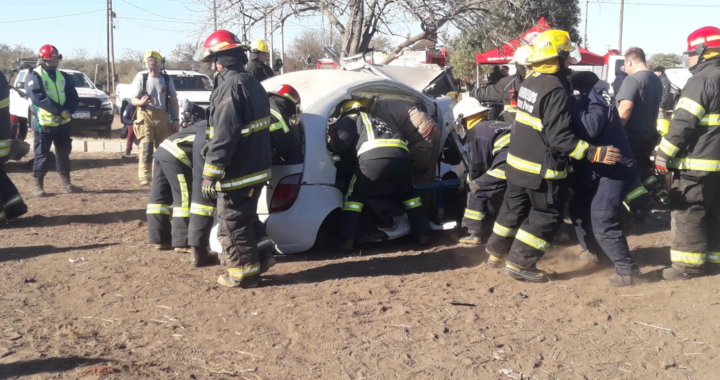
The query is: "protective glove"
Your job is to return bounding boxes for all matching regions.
[202,178,217,200]
[200,144,209,159]
[654,155,669,175]
[60,110,72,120]
[587,145,621,165]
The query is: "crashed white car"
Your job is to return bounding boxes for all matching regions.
[210,70,457,255]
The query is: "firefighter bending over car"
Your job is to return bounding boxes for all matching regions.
[452,98,511,246]
[26,44,80,196]
[0,71,28,224]
[328,100,431,252]
[268,84,303,164]
[484,30,622,282]
[196,30,277,289]
[654,26,720,281]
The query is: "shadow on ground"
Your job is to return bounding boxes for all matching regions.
[0,356,111,379]
[6,209,144,229]
[1,243,117,262]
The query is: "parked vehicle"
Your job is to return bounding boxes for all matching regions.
[115,69,213,116]
[9,59,114,138]
[209,70,458,254]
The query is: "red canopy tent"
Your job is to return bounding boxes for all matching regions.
[475,18,604,66]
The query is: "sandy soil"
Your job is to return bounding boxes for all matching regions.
[1,153,719,380]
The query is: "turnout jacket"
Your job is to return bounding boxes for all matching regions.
[269,97,303,163]
[157,123,203,166]
[466,120,511,181]
[476,73,524,124]
[329,112,411,161]
[657,59,720,175]
[0,72,10,160]
[246,59,275,82]
[202,66,272,191]
[507,72,592,190]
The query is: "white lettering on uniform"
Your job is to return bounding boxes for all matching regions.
[518,87,538,104]
[518,100,534,114]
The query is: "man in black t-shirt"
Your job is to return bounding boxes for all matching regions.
[616,47,667,213]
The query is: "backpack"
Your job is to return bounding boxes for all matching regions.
[141,71,171,112]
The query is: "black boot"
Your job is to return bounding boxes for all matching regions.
[5,203,28,220]
[33,176,47,197]
[60,173,80,194]
[190,247,219,267]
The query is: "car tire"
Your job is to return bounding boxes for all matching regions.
[97,125,112,139]
[312,208,342,250]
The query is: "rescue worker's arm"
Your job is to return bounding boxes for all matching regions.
[617,100,633,126]
[62,75,79,114]
[130,74,151,107]
[327,117,358,154]
[615,76,638,126]
[24,72,62,115]
[121,104,136,126]
[202,86,245,180]
[269,104,293,155]
[656,76,710,161]
[573,95,607,139]
[475,81,503,103]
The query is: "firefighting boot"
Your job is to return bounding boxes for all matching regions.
[485,237,511,268]
[663,266,699,281]
[174,247,192,254]
[190,247,219,267]
[5,202,28,220]
[459,233,482,245]
[606,274,634,287]
[60,173,80,194]
[155,244,172,251]
[579,250,600,265]
[218,264,262,289]
[33,176,46,197]
[505,262,550,283]
[258,249,277,274]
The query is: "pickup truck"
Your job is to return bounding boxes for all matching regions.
[115,69,213,116]
[9,59,114,138]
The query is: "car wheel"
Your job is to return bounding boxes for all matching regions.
[312,208,342,250]
[97,125,112,139]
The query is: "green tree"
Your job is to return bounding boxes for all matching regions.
[648,53,682,70]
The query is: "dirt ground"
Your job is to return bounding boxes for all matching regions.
[1,152,719,380]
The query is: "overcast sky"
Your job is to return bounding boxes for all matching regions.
[1,0,719,61]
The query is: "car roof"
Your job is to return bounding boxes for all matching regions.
[262,70,388,109]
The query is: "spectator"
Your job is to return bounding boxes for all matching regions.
[488,65,503,84]
[121,103,137,157]
[653,66,674,118]
[501,65,510,77]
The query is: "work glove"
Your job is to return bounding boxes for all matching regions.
[200,144,209,159]
[587,145,621,165]
[202,178,217,200]
[60,110,72,120]
[654,155,669,175]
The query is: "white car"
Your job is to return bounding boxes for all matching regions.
[115,69,213,114]
[210,70,457,255]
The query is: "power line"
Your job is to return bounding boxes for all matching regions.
[117,0,189,21]
[0,9,104,24]
[118,16,194,24]
[121,17,186,32]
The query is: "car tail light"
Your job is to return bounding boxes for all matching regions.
[269,173,302,213]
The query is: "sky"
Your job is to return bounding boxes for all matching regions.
[1,0,719,62]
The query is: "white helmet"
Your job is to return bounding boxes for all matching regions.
[453,98,490,121]
[510,45,534,66]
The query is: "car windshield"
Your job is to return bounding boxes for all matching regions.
[67,72,95,89]
[170,75,213,91]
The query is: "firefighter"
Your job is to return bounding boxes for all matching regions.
[246,40,275,82]
[196,30,276,288]
[328,100,431,252]
[654,26,720,281]
[0,71,28,224]
[25,44,80,197]
[268,84,303,164]
[568,72,639,286]
[453,98,511,245]
[483,30,622,282]
[147,121,203,253]
[475,45,533,124]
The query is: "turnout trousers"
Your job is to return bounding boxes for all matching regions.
[146,150,193,248]
[486,178,569,269]
[668,172,720,274]
[341,158,430,240]
[570,171,639,275]
[135,108,172,183]
[33,126,72,177]
[462,163,508,235]
[0,166,26,222]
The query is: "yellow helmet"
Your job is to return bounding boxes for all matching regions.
[251,40,269,53]
[510,45,534,66]
[341,100,367,115]
[528,30,579,64]
[142,50,164,69]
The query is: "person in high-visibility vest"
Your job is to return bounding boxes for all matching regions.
[328,100,431,252]
[654,26,720,280]
[24,44,79,196]
[0,71,28,223]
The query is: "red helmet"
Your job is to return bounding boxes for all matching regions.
[270,84,301,106]
[195,30,248,62]
[686,26,720,55]
[37,44,62,61]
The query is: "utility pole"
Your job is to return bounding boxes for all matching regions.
[269,13,274,70]
[109,2,116,95]
[106,0,110,92]
[583,0,589,49]
[212,0,217,31]
[280,19,285,74]
[618,0,624,53]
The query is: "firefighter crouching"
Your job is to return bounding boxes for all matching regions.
[484,30,622,282]
[475,45,533,124]
[453,98,511,245]
[328,100,431,252]
[147,121,204,253]
[654,26,720,281]
[196,30,276,288]
[0,71,28,224]
[268,84,303,164]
